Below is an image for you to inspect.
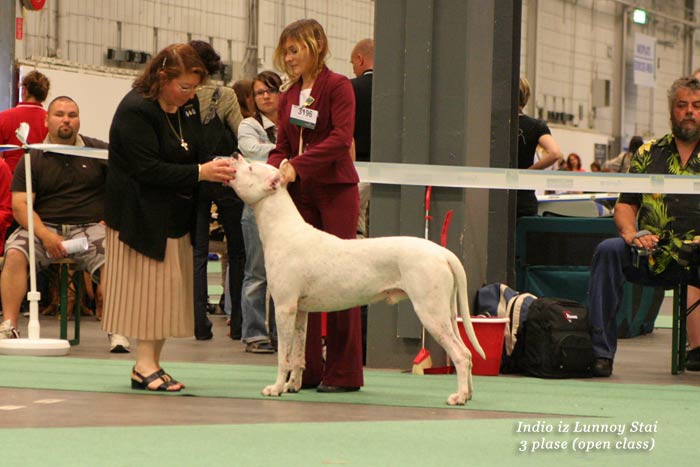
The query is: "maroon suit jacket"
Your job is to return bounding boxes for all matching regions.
[268,66,359,184]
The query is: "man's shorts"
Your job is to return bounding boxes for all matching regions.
[4,222,105,281]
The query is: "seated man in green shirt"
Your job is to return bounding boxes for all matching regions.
[588,76,700,377]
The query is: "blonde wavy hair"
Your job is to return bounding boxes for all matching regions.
[519,76,531,109]
[273,19,329,87]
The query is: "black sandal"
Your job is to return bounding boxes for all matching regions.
[155,369,185,389]
[131,368,182,392]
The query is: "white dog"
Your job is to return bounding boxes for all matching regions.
[228,156,484,405]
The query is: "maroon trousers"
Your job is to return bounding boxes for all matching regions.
[288,180,364,388]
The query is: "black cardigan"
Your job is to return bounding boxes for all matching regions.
[105,88,201,260]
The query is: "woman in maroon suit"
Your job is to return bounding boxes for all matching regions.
[268,19,362,392]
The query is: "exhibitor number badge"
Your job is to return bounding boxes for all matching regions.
[290,104,318,129]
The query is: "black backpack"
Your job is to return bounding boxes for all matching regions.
[201,86,238,160]
[512,298,593,378]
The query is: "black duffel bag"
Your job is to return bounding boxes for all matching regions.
[512,298,594,378]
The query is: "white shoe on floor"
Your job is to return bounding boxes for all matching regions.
[0,319,20,339]
[109,333,130,353]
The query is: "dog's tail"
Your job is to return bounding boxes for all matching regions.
[448,253,485,359]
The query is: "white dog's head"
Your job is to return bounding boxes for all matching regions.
[228,155,284,205]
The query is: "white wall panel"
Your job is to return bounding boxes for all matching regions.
[520,0,529,81]
[18,64,133,141]
[173,5,184,32]
[141,1,155,22]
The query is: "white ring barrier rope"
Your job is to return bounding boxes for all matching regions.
[2,146,695,195]
[354,161,700,195]
[0,144,108,159]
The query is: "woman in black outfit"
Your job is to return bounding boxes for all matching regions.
[102,44,236,392]
[516,76,563,217]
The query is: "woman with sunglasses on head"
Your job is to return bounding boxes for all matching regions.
[268,19,363,393]
[188,40,246,342]
[237,71,283,354]
[102,44,236,392]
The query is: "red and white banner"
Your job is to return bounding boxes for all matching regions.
[16,17,23,40]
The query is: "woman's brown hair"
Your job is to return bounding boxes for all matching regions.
[253,70,283,98]
[232,80,254,118]
[133,44,207,99]
[252,71,283,142]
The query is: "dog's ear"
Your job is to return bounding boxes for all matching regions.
[267,172,282,192]
[278,159,291,188]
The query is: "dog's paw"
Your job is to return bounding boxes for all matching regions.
[262,384,283,397]
[284,381,301,393]
[446,393,468,406]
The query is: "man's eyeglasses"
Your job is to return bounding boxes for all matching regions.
[254,88,280,97]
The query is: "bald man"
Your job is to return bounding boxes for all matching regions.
[349,38,374,243]
[350,38,374,164]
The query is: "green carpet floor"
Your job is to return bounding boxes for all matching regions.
[2,356,699,466]
[0,355,692,415]
[655,315,672,329]
[4,418,697,467]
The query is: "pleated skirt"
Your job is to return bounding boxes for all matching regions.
[101,227,194,340]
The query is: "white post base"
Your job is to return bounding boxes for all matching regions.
[0,338,70,356]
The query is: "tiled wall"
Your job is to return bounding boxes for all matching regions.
[17,0,374,79]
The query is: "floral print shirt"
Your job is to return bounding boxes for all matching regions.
[618,133,700,274]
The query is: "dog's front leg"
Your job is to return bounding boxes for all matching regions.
[262,302,297,397]
[284,310,309,393]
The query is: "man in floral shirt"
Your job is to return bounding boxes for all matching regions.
[588,76,700,377]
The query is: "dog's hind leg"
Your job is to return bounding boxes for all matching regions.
[454,318,475,402]
[445,334,472,405]
[413,305,472,406]
[263,302,297,397]
[284,310,309,393]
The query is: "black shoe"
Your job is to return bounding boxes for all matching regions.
[686,348,700,371]
[195,319,213,340]
[592,358,613,377]
[229,321,241,340]
[316,383,360,393]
